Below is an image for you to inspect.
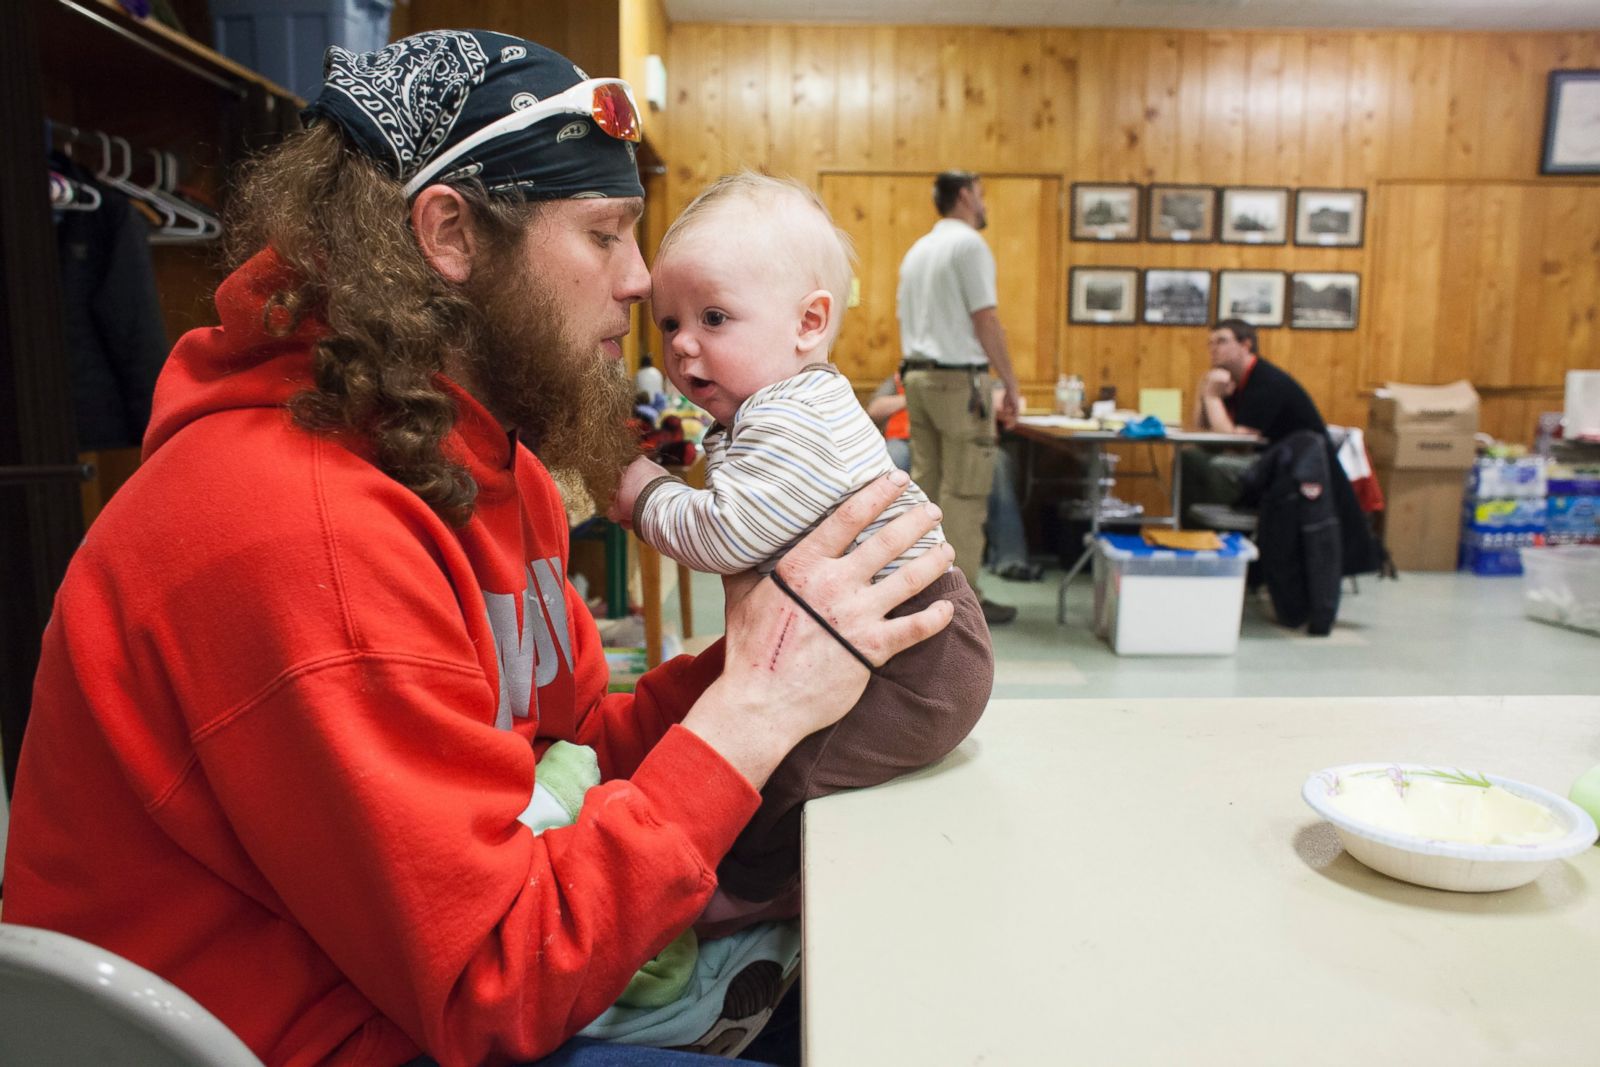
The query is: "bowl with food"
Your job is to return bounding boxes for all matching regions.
[1302,763,1598,892]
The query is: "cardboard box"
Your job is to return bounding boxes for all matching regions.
[1367,427,1478,470]
[1370,380,1480,434]
[1378,467,1468,571]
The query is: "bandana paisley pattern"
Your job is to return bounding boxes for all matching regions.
[320,30,490,180]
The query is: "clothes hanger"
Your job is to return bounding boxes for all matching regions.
[45,127,104,213]
[95,132,178,229]
[49,170,102,212]
[49,171,76,209]
[152,150,221,241]
[137,148,212,242]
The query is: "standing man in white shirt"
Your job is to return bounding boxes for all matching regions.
[897,171,1023,625]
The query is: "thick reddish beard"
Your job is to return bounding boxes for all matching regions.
[458,241,638,512]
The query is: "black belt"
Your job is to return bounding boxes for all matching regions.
[901,360,993,417]
[901,360,987,373]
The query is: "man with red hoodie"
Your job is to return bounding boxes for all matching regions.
[2,31,952,1067]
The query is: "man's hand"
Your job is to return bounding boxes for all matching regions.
[995,381,1022,430]
[1202,368,1234,398]
[607,455,670,527]
[683,471,954,788]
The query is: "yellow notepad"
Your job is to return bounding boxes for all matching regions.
[1138,388,1183,426]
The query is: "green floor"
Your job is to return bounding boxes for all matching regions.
[688,565,1600,700]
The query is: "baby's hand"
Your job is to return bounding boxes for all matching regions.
[608,455,671,527]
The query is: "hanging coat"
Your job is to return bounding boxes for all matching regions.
[53,154,170,449]
[1237,429,1345,635]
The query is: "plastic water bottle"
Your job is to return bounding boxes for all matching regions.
[1055,374,1084,417]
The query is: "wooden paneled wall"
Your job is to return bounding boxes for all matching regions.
[394,2,615,79]
[394,0,669,87]
[661,24,1600,438]
[621,0,670,113]
[821,172,1062,389]
[1368,181,1600,392]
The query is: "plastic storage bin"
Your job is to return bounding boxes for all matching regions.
[212,0,393,101]
[1093,533,1258,655]
[1520,545,1600,637]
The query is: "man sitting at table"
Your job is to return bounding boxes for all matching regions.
[1181,317,1326,517]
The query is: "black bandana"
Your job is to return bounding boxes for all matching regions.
[302,29,643,202]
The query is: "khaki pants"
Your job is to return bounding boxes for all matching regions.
[903,367,996,592]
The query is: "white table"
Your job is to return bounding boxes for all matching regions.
[1011,418,1263,622]
[802,696,1600,1065]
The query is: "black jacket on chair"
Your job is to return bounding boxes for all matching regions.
[1237,429,1374,636]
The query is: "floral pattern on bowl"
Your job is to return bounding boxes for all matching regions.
[1302,762,1599,892]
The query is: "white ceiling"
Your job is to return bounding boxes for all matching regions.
[664,0,1600,32]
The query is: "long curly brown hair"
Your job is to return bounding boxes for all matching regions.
[225,122,540,525]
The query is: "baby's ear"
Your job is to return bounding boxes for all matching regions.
[796,288,834,355]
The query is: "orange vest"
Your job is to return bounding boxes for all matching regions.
[885,377,909,441]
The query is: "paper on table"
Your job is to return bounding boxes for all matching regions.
[1018,414,1100,430]
[1139,388,1183,426]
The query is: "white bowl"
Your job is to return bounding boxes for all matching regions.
[1302,762,1599,892]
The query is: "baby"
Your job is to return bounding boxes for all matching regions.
[610,172,993,921]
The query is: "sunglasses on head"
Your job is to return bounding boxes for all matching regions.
[404,78,642,197]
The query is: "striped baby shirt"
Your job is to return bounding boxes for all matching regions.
[633,364,946,579]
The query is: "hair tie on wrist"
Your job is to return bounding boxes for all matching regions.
[768,570,875,673]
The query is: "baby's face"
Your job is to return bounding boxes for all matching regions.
[650,233,812,426]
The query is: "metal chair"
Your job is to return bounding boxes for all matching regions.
[0,923,263,1066]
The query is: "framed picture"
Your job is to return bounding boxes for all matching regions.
[1294,188,1365,247]
[1068,267,1140,325]
[1541,69,1600,174]
[1142,269,1212,326]
[1216,270,1287,327]
[1290,272,1360,330]
[1070,184,1141,241]
[1146,184,1217,243]
[1219,187,1289,244]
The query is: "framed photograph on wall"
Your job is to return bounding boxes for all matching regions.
[1541,69,1600,174]
[1070,184,1141,241]
[1294,189,1366,247]
[1142,269,1212,326]
[1219,187,1289,244]
[1146,184,1217,242]
[1216,270,1287,327]
[1069,267,1140,325]
[1290,272,1360,330]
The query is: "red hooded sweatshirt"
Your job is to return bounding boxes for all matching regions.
[3,250,758,1066]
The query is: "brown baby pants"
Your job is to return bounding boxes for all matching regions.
[716,566,994,902]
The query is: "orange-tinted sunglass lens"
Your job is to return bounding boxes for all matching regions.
[591,83,642,142]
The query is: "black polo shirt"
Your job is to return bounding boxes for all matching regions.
[1224,357,1326,443]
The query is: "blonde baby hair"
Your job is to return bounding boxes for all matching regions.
[658,171,856,347]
